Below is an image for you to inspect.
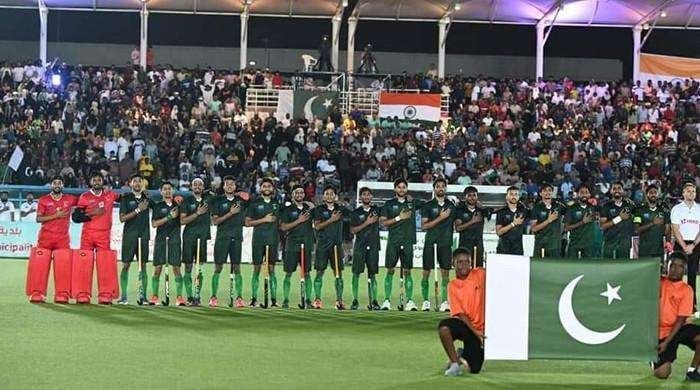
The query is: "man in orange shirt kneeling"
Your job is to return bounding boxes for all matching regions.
[437,247,485,377]
[654,251,700,381]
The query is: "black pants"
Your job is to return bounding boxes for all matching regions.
[676,241,700,310]
[438,318,484,373]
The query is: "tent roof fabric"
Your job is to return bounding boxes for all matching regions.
[0,0,697,28]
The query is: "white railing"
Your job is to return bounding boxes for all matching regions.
[245,86,451,119]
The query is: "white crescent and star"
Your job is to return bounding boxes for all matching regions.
[558,275,626,345]
[303,97,333,120]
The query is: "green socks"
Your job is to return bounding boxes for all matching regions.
[119,268,129,297]
[384,273,394,300]
[184,272,193,297]
[283,274,291,302]
[441,277,449,302]
[370,275,377,302]
[151,275,160,297]
[405,274,414,301]
[352,274,359,301]
[175,276,183,296]
[270,272,277,301]
[335,277,344,301]
[314,274,323,300]
[421,277,429,301]
[235,273,243,297]
[251,271,260,299]
[211,272,220,297]
[304,273,313,302]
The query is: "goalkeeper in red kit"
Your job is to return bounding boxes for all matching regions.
[72,172,121,304]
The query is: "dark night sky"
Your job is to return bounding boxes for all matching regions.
[0,8,698,79]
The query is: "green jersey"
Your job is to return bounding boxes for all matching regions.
[212,194,247,240]
[421,198,456,246]
[634,203,669,256]
[454,204,492,247]
[245,196,280,246]
[565,202,596,247]
[531,201,566,244]
[313,203,350,249]
[281,202,315,245]
[151,200,180,239]
[381,198,424,245]
[180,195,212,239]
[350,205,381,250]
[495,204,530,252]
[120,192,152,238]
[599,199,636,245]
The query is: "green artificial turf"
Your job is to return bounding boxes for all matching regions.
[0,259,693,389]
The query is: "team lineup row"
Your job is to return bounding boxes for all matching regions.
[26,173,698,312]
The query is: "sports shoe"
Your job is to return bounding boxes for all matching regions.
[282,300,289,309]
[335,300,346,311]
[405,300,418,311]
[444,362,462,377]
[29,293,45,303]
[381,299,391,310]
[313,298,323,309]
[350,299,359,310]
[209,296,218,308]
[694,311,700,319]
[440,301,450,312]
[149,295,159,306]
[176,296,186,306]
[54,293,70,304]
[270,299,278,308]
[306,299,313,309]
[687,368,700,381]
[116,296,128,305]
[371,300,381,311]
[422,300,431,311]
[248,298,258,307]
[234,297,245,308]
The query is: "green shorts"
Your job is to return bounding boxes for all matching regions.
[283,241,313,273]
[422,241,452,270]
[214,237,242,264]
[252,244,278,265]
[351,244,379,275]
[567,243,593,259]
[496,239,523,256]
[182,235,208,264]
[153,235,181,266]
[121,234,149,263]
[534,237,561,259]
[315,243,344,272]
[385,241,413,270]
[603,240,631,260]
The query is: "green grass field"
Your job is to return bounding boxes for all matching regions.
[0,258,693,389]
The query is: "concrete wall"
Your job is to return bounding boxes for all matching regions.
[0,40,622,80]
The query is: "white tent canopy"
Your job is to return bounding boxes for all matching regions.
[1,0,697,80]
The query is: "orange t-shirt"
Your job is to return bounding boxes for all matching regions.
[448,268,485,332]
[658,277,693,339]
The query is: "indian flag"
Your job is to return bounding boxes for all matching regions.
[378,93,441,122]
[640,53,700,84]
[484,255,658,361]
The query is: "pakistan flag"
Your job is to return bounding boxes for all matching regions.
[276,90,339,121]
[485,255,659,361]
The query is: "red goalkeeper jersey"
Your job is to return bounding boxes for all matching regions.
[78,190,120,232]
[37,193,78,236]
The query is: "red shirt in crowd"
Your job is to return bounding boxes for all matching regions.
[77,190,120,232]
[37,194,78,236]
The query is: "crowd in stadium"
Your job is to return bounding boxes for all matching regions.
[0,60,698,204]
